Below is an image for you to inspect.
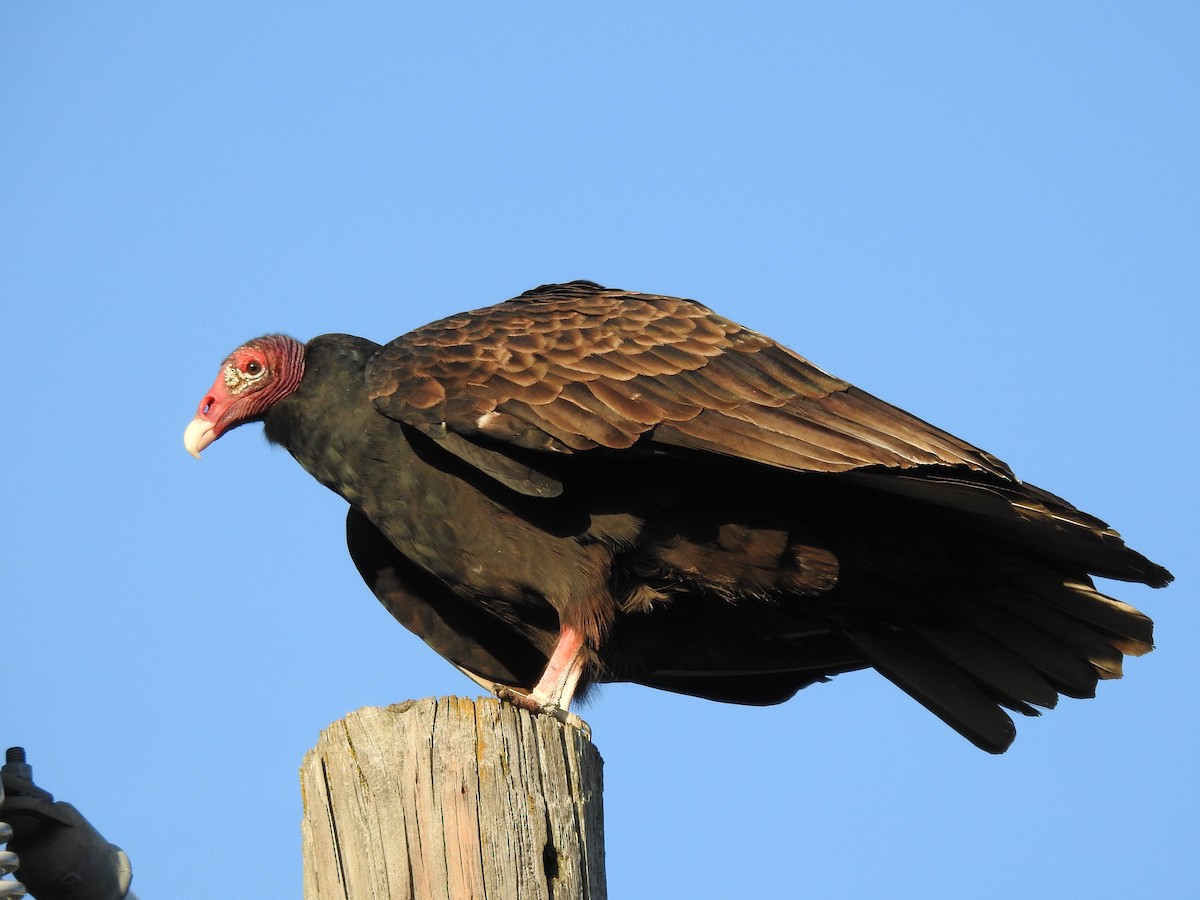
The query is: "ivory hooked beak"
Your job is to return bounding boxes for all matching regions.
[184,418,216,459]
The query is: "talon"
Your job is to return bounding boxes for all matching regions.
[493,686,592,737]
[494,685,538,710]
[559,710,592,739]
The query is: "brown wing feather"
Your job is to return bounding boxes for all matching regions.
[366,281,1013,479]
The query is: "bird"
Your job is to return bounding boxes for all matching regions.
[184,280,1172,752]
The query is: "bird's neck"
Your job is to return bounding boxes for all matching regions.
[263,334,387,509]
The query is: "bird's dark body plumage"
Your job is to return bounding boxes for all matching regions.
[188,281,1171,752]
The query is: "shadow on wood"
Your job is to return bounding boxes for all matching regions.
[300,697,605,900]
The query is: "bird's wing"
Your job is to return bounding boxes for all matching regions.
[366,281,1016,481]
[345,507,551,688]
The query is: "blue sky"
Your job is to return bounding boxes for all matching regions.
[3,4,1196,897]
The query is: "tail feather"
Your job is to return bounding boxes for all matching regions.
[846,471,1173,588]
[986,589,1130,681]
[842,551,1158,750]
[997,564,1154,650]
[786,463,1173,751]
[913,623,1058,712]
[848,630,1018,753]
[952,602,1100,699]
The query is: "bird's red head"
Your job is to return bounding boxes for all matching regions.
[184,334,307,458]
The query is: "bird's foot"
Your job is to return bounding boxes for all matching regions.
[493,685,592,738]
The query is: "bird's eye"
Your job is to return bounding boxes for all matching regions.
[245,360,263,376]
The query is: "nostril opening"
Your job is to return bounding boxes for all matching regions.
[201,396,214,415]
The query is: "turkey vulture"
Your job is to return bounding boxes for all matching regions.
[184,281,1171,752]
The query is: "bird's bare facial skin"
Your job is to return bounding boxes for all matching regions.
[223,352,270,395]
[185,333,306,459]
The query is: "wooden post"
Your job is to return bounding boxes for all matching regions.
[299,696,606,900]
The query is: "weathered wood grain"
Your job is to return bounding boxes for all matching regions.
[300,697,605,899]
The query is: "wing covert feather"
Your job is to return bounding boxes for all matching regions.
[366,282,1013,479]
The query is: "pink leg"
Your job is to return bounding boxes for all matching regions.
[496,624,588,719]
[528,623,587,709]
